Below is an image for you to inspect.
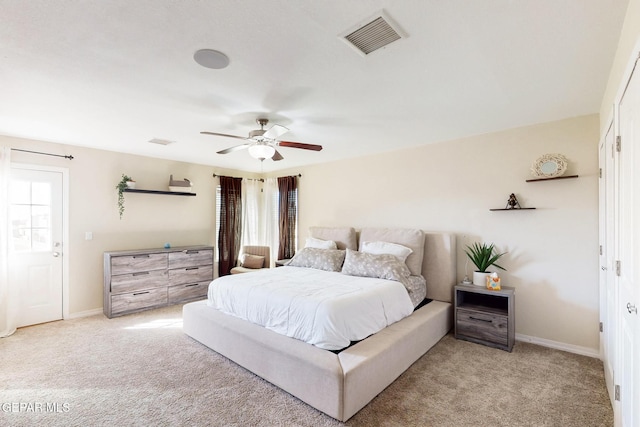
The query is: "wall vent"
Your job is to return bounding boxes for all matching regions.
[340,11,405,56]
[148,138,175,146]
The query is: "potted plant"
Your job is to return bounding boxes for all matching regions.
[116,174,135,219]
[464,242,507,286]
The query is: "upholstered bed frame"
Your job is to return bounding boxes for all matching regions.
[183,228,456,421]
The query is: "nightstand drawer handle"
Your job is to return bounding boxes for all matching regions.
[469,316,493,323]
[133,291,150,296]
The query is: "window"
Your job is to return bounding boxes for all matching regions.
[10,179,52,252]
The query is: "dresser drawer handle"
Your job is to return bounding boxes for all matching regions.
[132,272,150,276]
[185,267,199,271]
[469,316,493,323]
[133,291,150,296]
[184,250,200,254]
[133,255,150,259]
[185,283,199,287]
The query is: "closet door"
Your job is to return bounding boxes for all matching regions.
[598,120,616,404]
[617,60,639,427]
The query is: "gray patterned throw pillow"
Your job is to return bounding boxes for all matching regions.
[341,249,411,283]
[285,248,346,272]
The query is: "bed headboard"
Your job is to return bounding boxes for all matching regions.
[308,226,357,250]
[422,232,456,303]
[359,228,456,303]
[308,226,456,303]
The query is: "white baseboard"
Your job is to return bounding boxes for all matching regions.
[515,333,600,359]
[65,308,103,319]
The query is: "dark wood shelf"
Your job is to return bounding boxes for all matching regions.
[124,188,196,196]
[489,208,536,211]
[526,174,579,182]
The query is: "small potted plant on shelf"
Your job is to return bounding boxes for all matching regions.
[116,174,135,219]
[464,242,507,286]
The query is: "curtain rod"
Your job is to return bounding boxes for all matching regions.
[12,148,74,160]
[212,173,301,181]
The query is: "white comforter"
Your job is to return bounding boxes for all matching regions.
[207,266,414,350]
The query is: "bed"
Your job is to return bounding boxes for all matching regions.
[183,227,456,421]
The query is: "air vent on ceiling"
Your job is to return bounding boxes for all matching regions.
[148,138,175,146]
[341,12,404,56]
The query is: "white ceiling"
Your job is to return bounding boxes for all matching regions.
[0,0,629,173]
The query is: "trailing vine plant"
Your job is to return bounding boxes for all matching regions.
[116,174,134,219]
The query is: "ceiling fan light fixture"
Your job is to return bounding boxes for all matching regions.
[248,144,275,160]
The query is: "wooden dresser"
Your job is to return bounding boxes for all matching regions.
[103,245,213,318]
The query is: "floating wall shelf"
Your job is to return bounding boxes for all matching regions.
[525,175,579,183]
[489,208,536,211]
[124,188,196,197]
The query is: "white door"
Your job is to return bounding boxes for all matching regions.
[617,62,639,427]
[599,121,617,403]
[9,167,63,327]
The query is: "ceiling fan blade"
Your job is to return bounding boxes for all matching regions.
[263,124,289,140]
[272,149,284,161]
[278,140,323,151]
[217,143,251,154]
[201,131,247,141]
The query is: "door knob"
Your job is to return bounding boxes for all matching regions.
[601,266,607,271]
[627,303,638,314]
[52,252,60,258]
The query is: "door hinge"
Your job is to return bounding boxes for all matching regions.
[599,322,603,332]
[599,168,602,178]
[615,384,620,401]
[615,260,621,276]
[616,136,621,152]
[599,245,603,255]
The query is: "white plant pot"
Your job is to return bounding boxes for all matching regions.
[473,271,490,287]
[126,181,136,189]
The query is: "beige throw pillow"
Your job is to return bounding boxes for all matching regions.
[241,254,265,269]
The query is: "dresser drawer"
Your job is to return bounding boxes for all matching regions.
[110,269,167,293]
[168,281,209,304]
[168,249,213,269]
[168,265,213,286]
[456,309,508,346]
[111,287,167,316]
[111,253,168,275]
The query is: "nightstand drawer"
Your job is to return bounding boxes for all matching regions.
[456,309,508,346]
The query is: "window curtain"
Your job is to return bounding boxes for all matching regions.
[0,147,14,337]
[277,175,298,260]
[217,176,242,277]
[263,178,279,267]
[240,178,261,248]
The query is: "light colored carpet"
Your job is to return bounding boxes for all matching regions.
[0,304,612,426]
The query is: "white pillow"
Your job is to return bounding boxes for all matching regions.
[360,241,413,262]
[305,237,338,250]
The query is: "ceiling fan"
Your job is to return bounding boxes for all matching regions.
[201,118,323,161]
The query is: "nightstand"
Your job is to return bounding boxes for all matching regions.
[454,284,515,352]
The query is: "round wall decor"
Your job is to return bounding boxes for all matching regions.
[531,153,568,178]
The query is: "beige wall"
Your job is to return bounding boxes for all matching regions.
[600,0,640,127]
[1,135,247,315]
[278,114,600,351]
